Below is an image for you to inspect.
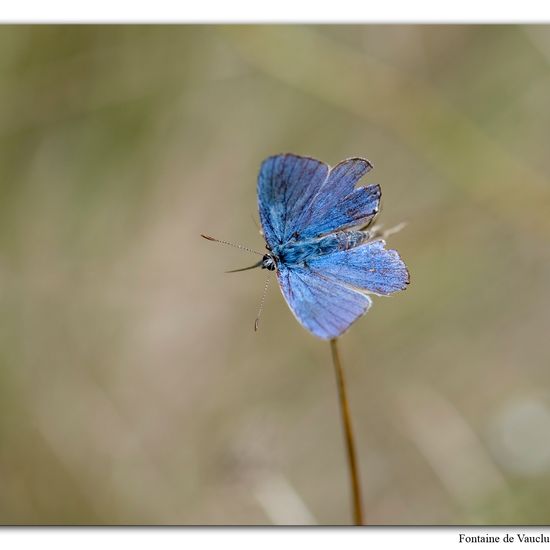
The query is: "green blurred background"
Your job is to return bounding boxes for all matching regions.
[0,25,550,525]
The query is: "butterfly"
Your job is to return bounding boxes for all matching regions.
[204,154,409,340]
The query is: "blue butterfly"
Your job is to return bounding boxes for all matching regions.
[205,154,409,340]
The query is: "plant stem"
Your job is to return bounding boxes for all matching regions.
[330,337,365,526]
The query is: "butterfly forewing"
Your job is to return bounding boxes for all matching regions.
[277,265,372,340]
[257,154,328,247]
[257,155,381,246]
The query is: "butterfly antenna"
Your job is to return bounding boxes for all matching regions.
[201,234,264,256]
[254,275,271,332]
[225,260,263,273]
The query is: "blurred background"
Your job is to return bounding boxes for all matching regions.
[0,25,549,525]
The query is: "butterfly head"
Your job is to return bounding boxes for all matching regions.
[261,254,276,271]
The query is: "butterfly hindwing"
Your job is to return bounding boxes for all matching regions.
[295,157,376,237]
[307,239,410,296]
[298,184,380,239]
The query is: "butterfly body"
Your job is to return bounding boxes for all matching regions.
[270,230,370,267]
[256,153,409,340]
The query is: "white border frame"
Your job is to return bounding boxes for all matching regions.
[1,1,550,23]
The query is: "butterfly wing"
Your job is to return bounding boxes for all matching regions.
[277,264,372,340]
[257,155,379,247]
[276,240,409,339]
[257,154,329,248]
[307,239,410,296]
[298,183,380,239]
[296,157,380,239]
